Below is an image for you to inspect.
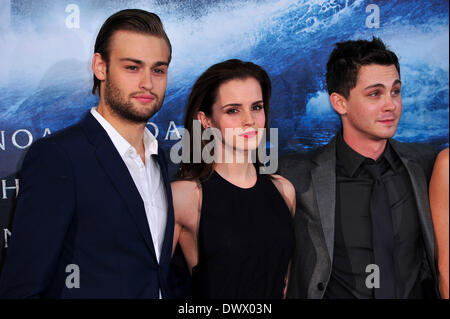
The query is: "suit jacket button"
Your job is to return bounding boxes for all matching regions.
[317,282,325,291]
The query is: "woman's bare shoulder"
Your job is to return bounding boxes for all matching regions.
[171,179,201,193]
[433,148,449,176]
[270,174,296,215]
[436,148,449,165]
[171,180,202,218]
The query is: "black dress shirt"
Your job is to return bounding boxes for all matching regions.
[324,134,425,299]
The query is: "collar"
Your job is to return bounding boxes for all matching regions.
[336,132,397,177]
[90,107,158,158]
[380,141,398,173]
[143,125,159,157]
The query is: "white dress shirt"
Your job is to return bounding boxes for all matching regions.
[90,107,168,264]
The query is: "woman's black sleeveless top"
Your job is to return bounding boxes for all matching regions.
[192,170,295,299]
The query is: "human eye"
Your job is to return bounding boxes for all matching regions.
[391,87,401,96]
[226,108,238,114]
[125,65,138,71]
[153,68,165,75]
[368,90,379,97]
[252,104,263,111]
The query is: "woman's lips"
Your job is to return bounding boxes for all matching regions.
[239,131,258,138]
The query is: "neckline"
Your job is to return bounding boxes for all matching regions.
[213,170,259,190]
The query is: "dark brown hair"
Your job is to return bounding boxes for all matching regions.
[177,59,272,182]
[326,37,400,99]
[91,9,172,96]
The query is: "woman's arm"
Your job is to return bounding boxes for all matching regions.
[271,174,296,216]
[429,148,449,299]
[171,180,202,273]
[270,174,296,298]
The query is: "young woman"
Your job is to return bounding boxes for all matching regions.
[171,59,295,299]
[429,147,449,299]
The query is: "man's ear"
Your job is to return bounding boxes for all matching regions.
[92,53,107,81]
[329,92,348,116]
[197,111,212,129]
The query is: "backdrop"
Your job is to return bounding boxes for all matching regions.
[0,0,448,264]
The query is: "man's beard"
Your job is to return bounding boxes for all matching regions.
[104,77,164,124]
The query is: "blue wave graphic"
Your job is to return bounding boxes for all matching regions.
[0,0,448,175]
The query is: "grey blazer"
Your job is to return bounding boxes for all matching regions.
[278,135,439,299]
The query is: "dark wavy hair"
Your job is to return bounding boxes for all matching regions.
[177,59,272,182]
[326,37,400,99]
[91,9,172,96]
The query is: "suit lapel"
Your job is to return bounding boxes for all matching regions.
[390,141,436,276]
[80,113,158,262]
[153,150,174,269]
[310,138,337,261]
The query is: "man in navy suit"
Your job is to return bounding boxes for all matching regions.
[0,9,175,298]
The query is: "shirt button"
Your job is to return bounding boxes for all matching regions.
[317,282,325,291]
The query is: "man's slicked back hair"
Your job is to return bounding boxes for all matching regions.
[92,9,172,96]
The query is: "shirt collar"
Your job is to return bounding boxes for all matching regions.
[143,126,159,157]
[336,132,397,177]
[381,140,398,173]
[336,132,366,177]
[90,107,158,158]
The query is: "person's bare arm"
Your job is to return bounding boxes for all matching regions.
[271,174,296,298]
[271,174,296,216]
[171,180,202,273]
[429,148,449,299]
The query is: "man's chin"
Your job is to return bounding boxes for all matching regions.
[374,130,397,140]
[126,104,162,123]
[133,100,162,117]
[112,109,152,124]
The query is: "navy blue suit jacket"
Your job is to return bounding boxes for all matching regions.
[0,112,174,298]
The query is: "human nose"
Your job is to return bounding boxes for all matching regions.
[139,69,153,91]
[383,93,397,112]
[241,108,255,127]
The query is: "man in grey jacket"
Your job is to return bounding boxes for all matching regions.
[279,37,439,299]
